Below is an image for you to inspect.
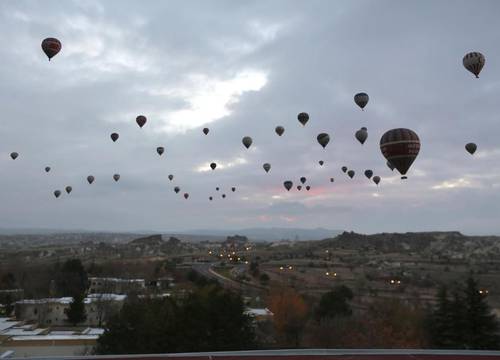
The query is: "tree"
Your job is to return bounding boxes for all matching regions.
[65,292,87,326]
[315,285,353,320]
[429,286,456,348]
[95,285,255,354]
[462,277,500,349]
[55,259,88,297]
[268,287,308,347]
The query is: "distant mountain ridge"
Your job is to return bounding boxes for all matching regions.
[181,227,343,241]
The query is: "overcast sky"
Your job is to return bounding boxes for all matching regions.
[1,0,500,234]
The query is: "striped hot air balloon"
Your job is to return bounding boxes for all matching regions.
[463,52,485,78]
[379,128,420,179]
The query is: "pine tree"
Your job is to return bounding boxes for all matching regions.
[65,292,87,326]
[462,278,500,349]
[430,286,456,348]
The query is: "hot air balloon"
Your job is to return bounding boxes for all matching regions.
[373,176,381,185]
[203,128,209,135]
[209,196,213,201]
[136,115,147,128]
[54,190,61,198]
[463,52,485,78]
[210,162,217,170]
[355,128,368,145]
[317,133,330,148]
[168,174,174,181]
[298,177,305,185]
[222,194,226,199]
[184,193,189,199]
[298,112,309,126]
[174,186,180,193]
[341,166,348,173]
[41,38,61,61]
[364,170,373,179]
[157,147,164,156]
[113,174,120,182]
[242,136,253,149]
[319,160,324,166]
[65,186,72,194]
[263,163,271,173]
[347,170,355,179]
[110,133,119,142]
[297,185,302,191]
[354,92,369,110]
[380,128,420,179]
[216,187,220,191]
[87,176,95,184]
[386,161,395,171]
[465,143,477,155]
[45,166,51,173]
[306,185,311,191]
[275,126,285,136]
[284,181,293,191]
[330,177,334,183]
[231,187,236,192]
[10,152,18,160]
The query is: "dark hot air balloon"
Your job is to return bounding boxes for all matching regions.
[168,174,174,181]
[216,187,220,191]
[297,112,309,126]
[10,152,18,160]
[65,186,72,194]
[263,163,271,173]
[354,92,369,110]
[210,162,217,170]
[184,193,189,199]
[341,166,347,173]
[373,176,381,185]
[387,161,395,171]
[203,128,209,135]
[319,160,324,166]
[347,170,355,179]
[222,194,226,199]
[330,177,334,183]
[275,126,285,136]
[174,186,180,193]
[136,115,147,128]
[355,128,368,145]
[113,174,120,182]
[209,196,213,201]
[297,185,302,191]
[317,133,330,148]
[87,176,95,184]
[157,147,164,156]
[364,169,373,179]
[231,187,236,192]
[284,181,293,191]
[463,52,485,78]
[54,190,61,198]
[242,136,253,149]
[45,166,51,173]
[110,133,119,142]
[300,177,307,184]
[380,128,420,179]
[41,38,61,61]
[306,185,311,191]
[465,143,477,155]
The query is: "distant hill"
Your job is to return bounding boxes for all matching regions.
[180,227,343,241]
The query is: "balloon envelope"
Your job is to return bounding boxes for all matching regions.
[54,190,61,198]
[113,174,120,182]
[330,177,334,183]
[210,162,217,170]
[184,193,189,199]
[297,112,309,126]
[275,126,285,136]
[41,38,61,60]
[156,147,164,155]
[355,128,368,145]
[300,177,307,184]
[203,128,209,135]
[65,186,72,194]
[168,174,174,181]
[284,181,293,191]
[263,163,271,173]
[87,176,95,184]
[364,169,373,179]
[174,186,180,193]
[347,170,355,179]
[45,166,51,173]
[354,92,369,110]
[10,152,18,160]
[136,115,147,128]
[306,185,311,191]
[380,128,420,179]
[297,185,302,191]
[465,143,477,155]
[341,166,348,173]
[242,136,253,149]
[231,187,236,192]
[319,160,324,166]
[373,176,381,185]
[463,52,485,78]
[110,133,119,142]
[317,133,330,148]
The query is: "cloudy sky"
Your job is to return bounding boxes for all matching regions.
[1,0,499,234]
